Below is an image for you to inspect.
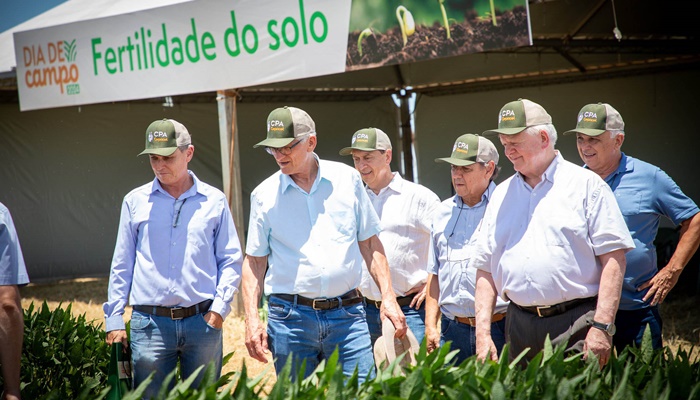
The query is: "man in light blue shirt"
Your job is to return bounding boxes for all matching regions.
[104,119,243,398]
[0,202,29,400]
[241,107,406,382]
[565,103,700,351]
[425,134,509,364]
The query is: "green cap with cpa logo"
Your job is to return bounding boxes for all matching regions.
[563,103,625,136]
[254,106,316,148]
[339,127,392,156]
[138,118,191,157]
[483,98,552,136]
[435,134,499,166]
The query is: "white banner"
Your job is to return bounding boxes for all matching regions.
[14,0,351,111]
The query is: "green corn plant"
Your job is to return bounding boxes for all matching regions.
[395,6,415,47]
[489,0,498,26]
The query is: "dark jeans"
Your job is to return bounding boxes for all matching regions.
[613,306,663,352]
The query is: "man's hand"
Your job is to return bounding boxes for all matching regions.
[425,326,440,353]
[380,297,407,338]
[407,283,427,309]
[106,329,128,347]
[203,311,223,329]
[582,326,612,369]
[244,316,269,363]
[639,266,681,306]
[475,334,498,362]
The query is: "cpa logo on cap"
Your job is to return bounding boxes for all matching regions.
[498,113,503,124]
[578,114,584,123]
[352,136,358,144]
[148,132,154,143]
[452,144,457,152]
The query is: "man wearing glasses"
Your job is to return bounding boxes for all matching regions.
[241,107,407,382]
[424,134,508,364]
[104,119,244,398]
[339,127,440,347]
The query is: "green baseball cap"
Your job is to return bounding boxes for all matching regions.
[563,103,625,136]
[483,98,552,136]
[339,127,392,156]
[138,119,191,157]
[254,106,316,148]
[435,134,499,166]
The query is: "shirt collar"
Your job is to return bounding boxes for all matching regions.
[280,153,323,193]
[372,172,402,196]
[515,151,562,186]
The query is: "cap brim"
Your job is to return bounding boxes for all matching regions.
[253,137,295,148]
[562,128,606,136]
[138,147,178,157]
[482,127,527,136]
[339,146,375,156]
[435,157,476,166]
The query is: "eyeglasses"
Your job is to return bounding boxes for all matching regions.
[265,138,305,156]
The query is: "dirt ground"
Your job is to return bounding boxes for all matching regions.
[19,277,700,393]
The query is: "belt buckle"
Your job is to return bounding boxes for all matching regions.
[312,299,326,310]
[170,307,184,320]
[536,305,551,318]
[372,300,382,308]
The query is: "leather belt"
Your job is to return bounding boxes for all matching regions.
[133,299,213,320]
[271,289,362,310]
[363,293,416,309]
[455,313,506,327]
[514,296,597,318]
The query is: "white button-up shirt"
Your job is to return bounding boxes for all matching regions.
[429,183,508,319]
[359,173,440,300]
[472,152,634,307]
[246,156,381,298]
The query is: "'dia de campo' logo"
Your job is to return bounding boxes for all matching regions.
[23,39,81,95]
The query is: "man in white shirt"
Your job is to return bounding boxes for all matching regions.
[339,127,440,346]
[472,99,634,368]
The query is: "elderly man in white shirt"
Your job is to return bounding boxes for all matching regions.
[472,99,634,368]
[339,127,440,346]
[425,133,509,364]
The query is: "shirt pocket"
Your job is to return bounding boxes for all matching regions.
[614,190,642,216]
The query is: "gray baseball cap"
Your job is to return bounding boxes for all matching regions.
[138,119,191,157]
[563,103,625,136]
[483,98,552,136]
[435,134,499,166]
[254,106,316,148]
[339,127,392,156]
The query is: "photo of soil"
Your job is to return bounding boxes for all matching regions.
[346,6,530,71]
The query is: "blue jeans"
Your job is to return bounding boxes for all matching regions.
[130,310,222,399]
[440,314,506,364]
[266,295,375,382]
[614,306,663,352]
[365,301,426,347]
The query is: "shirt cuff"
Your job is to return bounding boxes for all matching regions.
[105,315,126,332]
[210,297,231,321]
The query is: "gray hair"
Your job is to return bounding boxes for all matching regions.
[609,130,625,139]
[524,124,558,146]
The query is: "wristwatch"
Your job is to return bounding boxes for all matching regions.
[591,320,616,336]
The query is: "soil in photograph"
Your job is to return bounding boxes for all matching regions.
[346,6,529,71]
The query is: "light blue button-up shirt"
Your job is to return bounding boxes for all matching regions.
[103,171,243,332]
[0,202,29,286]
[246,156,381,298]
[428,183,508,319]
[594,153,699,310]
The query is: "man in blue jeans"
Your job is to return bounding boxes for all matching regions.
[104,119,243,398]
[339,127,440,346]
[242,107,407,382]
[425,134,508,364]
[565,103,700,351]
